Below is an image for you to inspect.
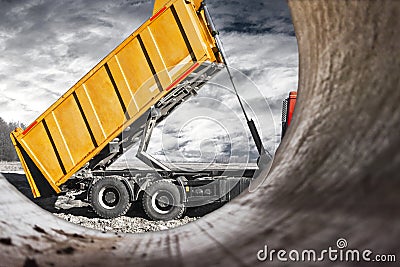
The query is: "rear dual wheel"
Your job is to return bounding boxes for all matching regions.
[142,180,185,221]
[89,177,131,219]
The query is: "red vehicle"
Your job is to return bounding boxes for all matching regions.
[282,91,297,139]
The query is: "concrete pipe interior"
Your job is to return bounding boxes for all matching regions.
[1,0,399,266]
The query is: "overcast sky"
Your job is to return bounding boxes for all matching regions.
[0,0,298,164]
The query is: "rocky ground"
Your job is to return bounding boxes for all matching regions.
[0,162,217,234]
[55,213,198,234]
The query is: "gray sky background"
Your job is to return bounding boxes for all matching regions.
[0,0,298,164]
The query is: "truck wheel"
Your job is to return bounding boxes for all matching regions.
[89,177,131,219]
[142,180,185,221]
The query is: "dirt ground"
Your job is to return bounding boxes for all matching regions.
[0,163,216,234]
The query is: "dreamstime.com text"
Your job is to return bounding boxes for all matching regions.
[257,238,396,263]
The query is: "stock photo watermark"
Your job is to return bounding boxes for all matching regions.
[257,238,396,263]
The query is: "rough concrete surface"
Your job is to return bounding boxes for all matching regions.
[0,0,400,266]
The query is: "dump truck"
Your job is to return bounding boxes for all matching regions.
[10,0,266,220]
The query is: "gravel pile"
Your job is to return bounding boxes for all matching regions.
[55,213,198,234]
[52,190,201,234]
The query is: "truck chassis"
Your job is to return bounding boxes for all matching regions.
[72,165,256,220]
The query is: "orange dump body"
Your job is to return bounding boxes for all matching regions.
[10,0,223,198]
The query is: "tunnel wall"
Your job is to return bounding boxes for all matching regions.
[0,1,399,266]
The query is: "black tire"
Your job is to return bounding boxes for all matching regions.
[142,180,185,221]
[89,177,131,219]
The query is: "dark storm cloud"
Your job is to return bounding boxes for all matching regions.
[207,0,295,35]
[0,0,153,121]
